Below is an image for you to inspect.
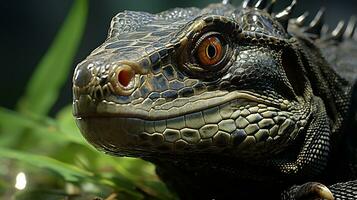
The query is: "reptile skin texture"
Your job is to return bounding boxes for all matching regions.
[72,0,357,199]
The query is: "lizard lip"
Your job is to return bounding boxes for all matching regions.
[73,90,289,121]
[74,97,307,157]
[74,90,307,157]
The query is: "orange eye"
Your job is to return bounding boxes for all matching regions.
[197,36,224,66]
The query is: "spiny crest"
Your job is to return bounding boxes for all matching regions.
[298,8,325,39]
[294,10,356,42]
[222,0,356,42]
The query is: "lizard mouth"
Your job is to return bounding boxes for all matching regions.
[74,90,289,119]
[74,90,309,158]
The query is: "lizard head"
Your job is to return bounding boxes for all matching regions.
[73,1,324,167]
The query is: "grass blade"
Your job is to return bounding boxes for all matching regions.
[17,0,88,115]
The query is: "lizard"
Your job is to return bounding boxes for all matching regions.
[72,0,357,199]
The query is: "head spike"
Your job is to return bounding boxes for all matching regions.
[242,0,255,8]
[274,0,297,29]
[265,0,276,14]
[344,16,356,38]
[275,0,297,19]
[304,8,325,36]
[295,12,309,27]
[255,0,268,9]
[321,24,329,37]
[331,21,346,41]
[222,0,231,5]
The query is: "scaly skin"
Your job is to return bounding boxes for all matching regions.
[72,0,357,199]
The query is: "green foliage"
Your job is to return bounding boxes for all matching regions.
[17,0,87,116]
[0,148,95,183]
[0,0,175,199]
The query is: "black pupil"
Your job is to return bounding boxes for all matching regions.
[207,44,216,58]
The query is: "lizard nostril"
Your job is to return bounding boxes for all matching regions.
[110,64,137,96]
[118,68,134,87]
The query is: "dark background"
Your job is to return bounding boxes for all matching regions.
[1,0,356,114]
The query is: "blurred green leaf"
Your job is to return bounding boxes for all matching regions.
[0,147,150,199]
[111,158,176,200]
[56,105,85,144]
[0,107,84,147]
[17,0,88,115]
[0,147,94,183]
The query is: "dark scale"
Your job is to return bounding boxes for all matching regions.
[99,75,108,86]
[138,58,151,72]
[74,64,91,87]
[176,71,186,81]
[153,42,165,49]
[158,48,168,58]
[116,95,131,104]
[213,131,230,146]
[151,63,161,74]
[139,83,151,98]
[192,82,207,95]
[148,92,160,101]
[151,74,169,92]
[149,52,160,65]
[178,87,194,97]
[162,65,175,80]
[161,90,179,100]
[232,129,247,146]
[159,52,171,65]
[169,80,185,90]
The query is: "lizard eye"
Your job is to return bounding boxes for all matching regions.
[195,34,226,66]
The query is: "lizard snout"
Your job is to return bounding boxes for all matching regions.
[73,60,140,101]
[73,61,93,88]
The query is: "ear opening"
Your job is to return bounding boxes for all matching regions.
[281,47,306,97]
